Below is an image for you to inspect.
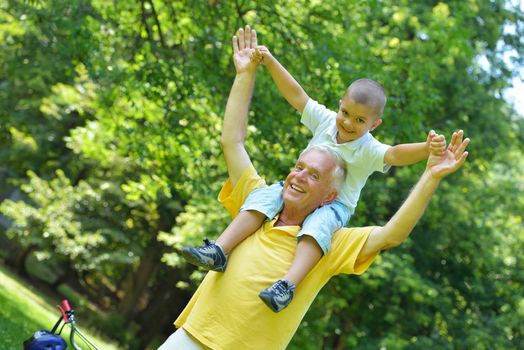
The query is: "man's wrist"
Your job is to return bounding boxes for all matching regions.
[422,168,443,186]
[235,70,257,80]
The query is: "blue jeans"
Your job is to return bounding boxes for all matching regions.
[240,183,350,254]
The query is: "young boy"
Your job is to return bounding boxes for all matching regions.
[182,35,445,312]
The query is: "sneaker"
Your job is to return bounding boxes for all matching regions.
[259,279,296,312]
[181,239,228,272]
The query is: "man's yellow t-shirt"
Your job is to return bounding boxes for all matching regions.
[175,165,379,349]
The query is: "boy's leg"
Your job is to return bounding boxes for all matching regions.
[282,235,323,286]
[259,201,349,312]
[218,181,284,253]
[180,211,264,272]
[216,210,266,253]
[181,183,283,272]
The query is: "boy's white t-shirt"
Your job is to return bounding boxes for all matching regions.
[301,98,391,215]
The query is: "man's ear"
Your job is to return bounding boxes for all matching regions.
[321,190,338,206]
[370,118,382,132]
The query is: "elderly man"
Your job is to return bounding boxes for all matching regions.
[159,26,469,350]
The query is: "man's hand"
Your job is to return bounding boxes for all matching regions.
[426,130,469,179]
[426,130,447,155]
[232,25,259,74]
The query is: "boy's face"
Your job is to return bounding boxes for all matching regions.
[335,95,382,143]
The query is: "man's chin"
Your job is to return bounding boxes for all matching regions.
[282,191,303,205]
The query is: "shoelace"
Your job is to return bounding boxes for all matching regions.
[272,281,289,297]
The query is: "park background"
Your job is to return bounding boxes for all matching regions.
[1,0,523,349]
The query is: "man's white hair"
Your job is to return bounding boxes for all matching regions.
[299,145,347,191]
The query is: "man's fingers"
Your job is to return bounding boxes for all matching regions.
[252,28,257,48]
[448,131,458,152]
[455,151,469,169]
[455,138,470,157]
[245,25,251,48]
[232,35,239,54]
[238,28,245,50]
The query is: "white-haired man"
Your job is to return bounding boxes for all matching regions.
[159,26,469,350]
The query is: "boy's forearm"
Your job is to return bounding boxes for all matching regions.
[264,56,309,113]
[386,142,429,166]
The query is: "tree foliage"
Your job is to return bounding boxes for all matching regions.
[1,0,523,348]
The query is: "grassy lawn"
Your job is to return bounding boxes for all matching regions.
[0,263,120,349]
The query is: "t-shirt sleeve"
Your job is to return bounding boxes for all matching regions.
[218,165,267,218]
[326,226,379,276]
[364,138,392,173]
[301,98,336,134]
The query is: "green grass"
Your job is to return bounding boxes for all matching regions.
[0,263,120,349]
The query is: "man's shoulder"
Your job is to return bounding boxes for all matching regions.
[323,226,379,276]
[218,165,267,216]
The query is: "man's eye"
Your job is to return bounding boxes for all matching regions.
[311,174,319,180]
[295,166,302,171]
[358,118,365,123]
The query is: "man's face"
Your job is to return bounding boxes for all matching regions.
[282,149,337,215]
[335,94,382,143]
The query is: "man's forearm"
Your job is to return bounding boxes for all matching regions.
[264,57,308,113]
[221,73,256,145]
[386,142,429,166]
[221,72,256,185]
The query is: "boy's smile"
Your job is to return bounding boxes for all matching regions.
[335,95,382,143]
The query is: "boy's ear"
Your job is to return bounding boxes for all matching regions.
[370,118,382,131]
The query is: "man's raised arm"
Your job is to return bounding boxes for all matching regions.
[221,25,259,187]
[358,130,470,260]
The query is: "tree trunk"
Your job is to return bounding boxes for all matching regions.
[117,235,164,321]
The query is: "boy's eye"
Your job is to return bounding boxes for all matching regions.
[294,165,303,171]
[311,173,319,180]
[358,118,365,123]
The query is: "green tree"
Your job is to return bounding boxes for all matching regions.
[1,0,522,349]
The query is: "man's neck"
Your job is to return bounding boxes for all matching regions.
[274,208,308,227]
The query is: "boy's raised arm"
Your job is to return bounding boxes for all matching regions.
[384,131,447,166]
[221,26,260,187]
[253,46,309,113]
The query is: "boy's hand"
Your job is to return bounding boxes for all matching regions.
[232,25,259,74]
[426,130,469,179]
[426,130,446,155]
[251,45,274,65]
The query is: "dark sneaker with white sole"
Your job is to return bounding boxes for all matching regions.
[181,239,228,272]
[259,279,296,312]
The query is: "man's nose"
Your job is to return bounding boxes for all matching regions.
[295,169,307,180]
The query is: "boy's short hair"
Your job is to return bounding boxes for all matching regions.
[345,79,387,118]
